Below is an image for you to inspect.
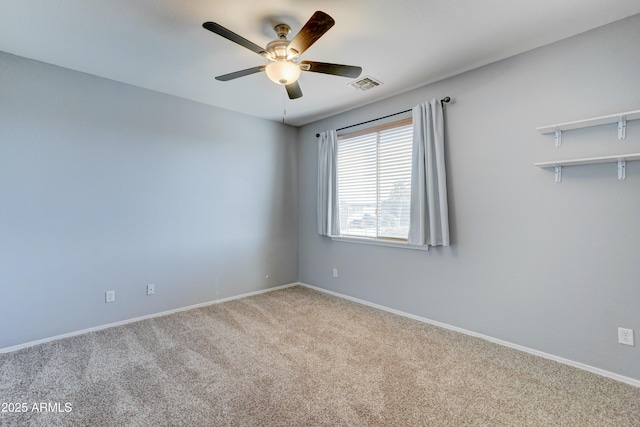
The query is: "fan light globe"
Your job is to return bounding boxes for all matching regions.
[265,60,301,85]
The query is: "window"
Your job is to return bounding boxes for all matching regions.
[337,118,413,241]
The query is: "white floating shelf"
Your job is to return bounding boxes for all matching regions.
[537,110,640,134]
[534,153,640,168]
[536,109,640,147]
[534,153,640,183]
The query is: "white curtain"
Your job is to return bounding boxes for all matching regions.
[317,130,339,236]
[408,99,450,247]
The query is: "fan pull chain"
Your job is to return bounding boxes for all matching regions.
[282,94,286,124]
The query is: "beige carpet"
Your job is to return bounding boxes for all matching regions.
[1,285,639,426]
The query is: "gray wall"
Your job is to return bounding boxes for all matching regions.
[298,14,640,381]
[0,52,298,348]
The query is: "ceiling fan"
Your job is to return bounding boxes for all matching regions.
[202,11,363,99]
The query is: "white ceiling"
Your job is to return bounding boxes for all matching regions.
[1,1,639,126]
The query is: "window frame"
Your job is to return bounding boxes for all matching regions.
[332,117,425,250]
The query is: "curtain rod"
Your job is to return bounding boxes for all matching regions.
[316,96,450,137]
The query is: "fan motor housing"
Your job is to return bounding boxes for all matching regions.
[266,39,295,60]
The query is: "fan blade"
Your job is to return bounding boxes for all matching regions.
[285,81,303,99]
[287,11,335,57]
[203,22,266,56]
[215,66,265,81]
[300,61,362,78]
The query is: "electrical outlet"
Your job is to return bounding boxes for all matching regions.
[332,268,338,278]
[147,284,155,295]
[618,327,634,346]
[105,290,115,303]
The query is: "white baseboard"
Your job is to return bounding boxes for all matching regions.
[300,283,640,389]
[0,283,298,354]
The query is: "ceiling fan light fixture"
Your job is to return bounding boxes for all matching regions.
[265,60,301,85]
[204,11,358,99]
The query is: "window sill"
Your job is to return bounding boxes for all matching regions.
[330,235,429,251]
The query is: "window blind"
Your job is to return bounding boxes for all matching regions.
[337,119,413,240]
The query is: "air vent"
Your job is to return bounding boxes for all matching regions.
[349,76,383,91]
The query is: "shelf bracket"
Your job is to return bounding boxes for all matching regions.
[618,116,626,140]
[554,165,562,183]
[554,129,562,148]
[618,159,626,180]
